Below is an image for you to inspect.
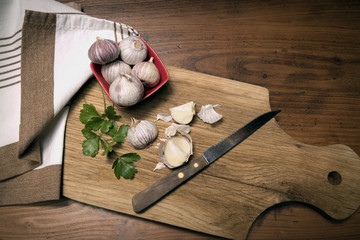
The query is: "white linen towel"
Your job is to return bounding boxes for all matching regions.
[0,0,139,205]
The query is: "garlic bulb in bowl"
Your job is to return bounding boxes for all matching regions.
[109,74,144,107]
[119,36,148,65]
[127,118,158,149]
[101,60,131,85]
[131,57,160,87]
[88,37,120,64]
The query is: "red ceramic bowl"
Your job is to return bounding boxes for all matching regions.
[90,36,169,108]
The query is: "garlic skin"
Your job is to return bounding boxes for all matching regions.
[169,101,196,124]
[153,162,166,171]
[156,113,172,122]
[101,60,131,84]
[88,37,120,64]
[109,74,144,107]
[131,57,160,87]
[127,118,158,149]
[165,123,191,138]
[197,104,223,124]
[119,36,148,65]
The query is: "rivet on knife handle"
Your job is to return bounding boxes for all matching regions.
[132,110,281,213]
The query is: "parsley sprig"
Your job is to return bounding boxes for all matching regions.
[79,92,140,179]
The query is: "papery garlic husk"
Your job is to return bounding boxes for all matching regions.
[153,162,166,171]
[88,37,120,64]
[101,60,131,85]
[119,36,148,65]
[197,104,223,124]
[131,57,160,87]
[156,113,172,122]
[158,132,193,169]
[165,123,191,138]
[169,101,196,124]
[109,74,144,107]
[127,118,158,149]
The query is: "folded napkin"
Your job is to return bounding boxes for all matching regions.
[0,0,139,205]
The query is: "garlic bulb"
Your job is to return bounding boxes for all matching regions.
[197,104,223,124]
[158,132,193,168]
[169,101,196,124]
[127,118,158,149]
[101,60,131,84]
[109,74,144,107]
[131,57,160,87]
[88,37,120,64]
[119,36,148,65]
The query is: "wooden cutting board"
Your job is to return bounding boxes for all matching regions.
[63,66,360,240]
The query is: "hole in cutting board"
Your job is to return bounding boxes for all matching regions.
[327,171,342,185]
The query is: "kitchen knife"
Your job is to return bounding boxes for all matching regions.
[132,110,281,213]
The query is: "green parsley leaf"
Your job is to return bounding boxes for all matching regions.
[113,124,129,144]
[120,153,141,163]
[80,104,100,124]
[81,128,98,139]
[107,121,118,137]
[85,117,104,131]
[100,120,112,133]
[82,137,100,157]
[105,105,121,120]
[119,162,137,179]
[112,154,140,179]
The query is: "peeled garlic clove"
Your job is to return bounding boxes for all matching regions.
[165,123,191,138]
[119,36,148,65]
[109,74,144,107]
[131,57,160,87]
[156,113,172,122]
[101,60,131,85]
[197,104,223,124]
[88,37,120,64]
[159,135,192,168]
[127,118,158,149]
[169,101,196,124]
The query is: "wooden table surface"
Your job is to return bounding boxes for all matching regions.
[1,0,360,239]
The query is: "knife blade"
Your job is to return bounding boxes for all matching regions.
[132,110,281,213]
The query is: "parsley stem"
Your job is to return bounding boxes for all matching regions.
[82,95,87,104]
[100,86,106,112]
[98,133,119,156]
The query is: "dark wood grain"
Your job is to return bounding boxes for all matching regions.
[1,0,359,239]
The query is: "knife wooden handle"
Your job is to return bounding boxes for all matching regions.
[132,155,209,213]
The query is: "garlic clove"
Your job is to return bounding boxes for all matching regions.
[101,60,131,85]
[165,123,191,138]
[156,113,172,122]
[197,104,223,124]
[88,36,120,64]
[109,74,144,107]
[127,118,158,149]
[119,36,148,65]
[169,101,196,124]
[131,57,160,87]
[159,136,192,168]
